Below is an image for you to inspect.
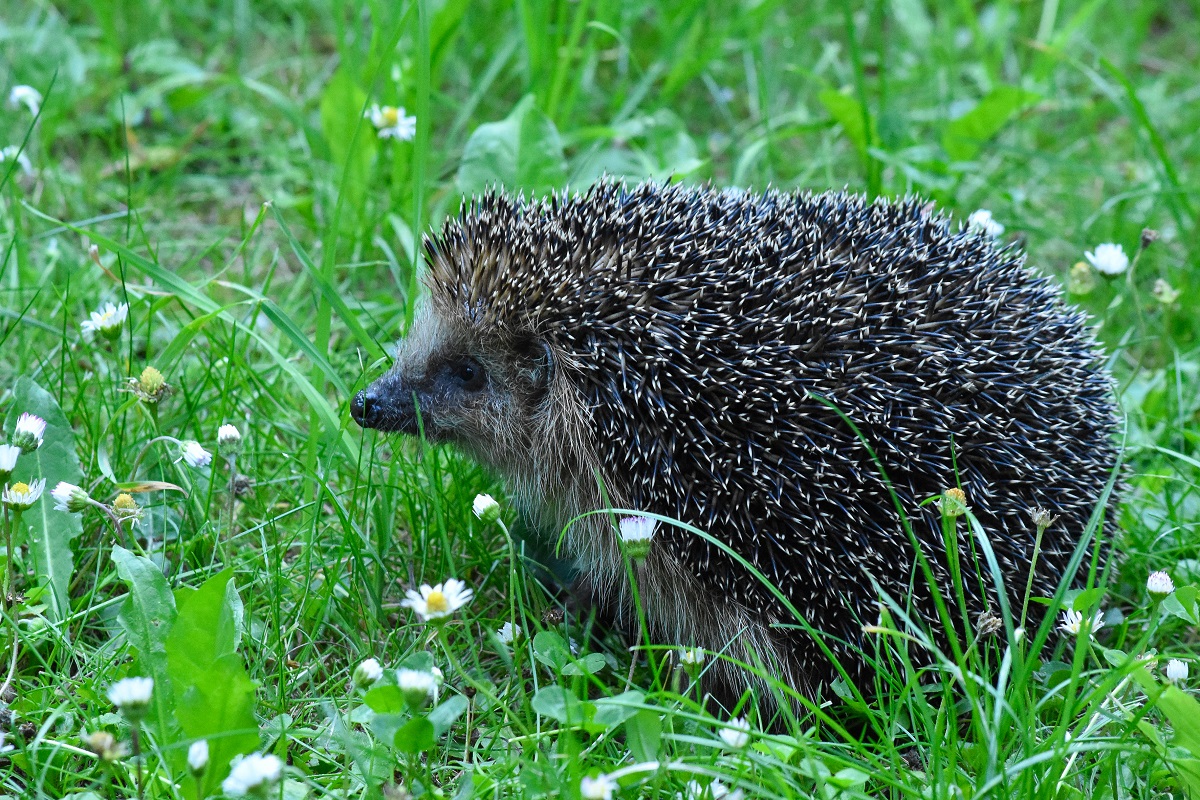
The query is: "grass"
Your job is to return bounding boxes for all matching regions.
[1,0,1199,797]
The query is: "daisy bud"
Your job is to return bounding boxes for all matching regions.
[353,658,383,688]
[1166,659,1189,684]
[108,676,154,723]
[496,622,521,645]
[179,440,213,468]
[472,493,501,524]
[396,668,438,709]
[217,424,242,456]
[938,488,968,518]
[1146,571,1174,602]
[85,730,127,762]
[12,413,46,454]
[52,481,90,513]
[619,515,657,561]
[188,739,209,775]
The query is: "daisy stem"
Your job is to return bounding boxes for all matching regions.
[223,454,238,559]
[131,724,144,800]
[2,508,14,608]
[127,435,182,479]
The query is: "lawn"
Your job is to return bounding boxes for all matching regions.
[1,0,1198,798]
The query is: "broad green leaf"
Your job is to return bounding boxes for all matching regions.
[165,570,258,798]
[592,690,643,728]
[427,695,469,736]
[942,85,1039,162]
[332,709,395,788]
[1158,686,1200,757]
[319,67,377,219]
[6,377,84,622]
[532,630,571,673]
[561,652,607,676]
[364,686,407,715]
[624,709,661,762]
[456,94,567,197]
[112,546,177,741]
[393,716,435,753]
[819,89,875,165]
[531,685,587,724]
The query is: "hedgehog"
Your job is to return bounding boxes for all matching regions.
[351,180,1119,707]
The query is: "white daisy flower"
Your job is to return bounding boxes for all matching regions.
[7,85,42,116]
[967,209,1004,239]
[2,478,45,511]
[1084,243,1129,276]
[401,578,473,621]
[1146,571,1174,600]
[496,622,521,644]
[108,676,154,722]
[0,145,32,176]
[179,440,212,468]
[718,717,751,749]
[217,424,242,456]
[0,444,20,474]
[680,647,705,666]
[397,668,439,707]
[12,412,46,453]
[80,302,128,340]
[222,752,283,797]
[51,481,90,513]
[1059,608,1104,638]
[187,739,209,774]
[353,658,383,688]
[580,773,617,800]
[366,104,416,140]
[1166,659,1188,684]
[619,515,657,560]
[472,493,501,523]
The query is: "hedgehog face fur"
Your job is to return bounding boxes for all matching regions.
[353,179,1120,708]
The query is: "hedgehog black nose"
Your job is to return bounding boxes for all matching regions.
[351,389,374,428]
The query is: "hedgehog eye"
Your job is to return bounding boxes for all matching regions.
[450,358,487,392]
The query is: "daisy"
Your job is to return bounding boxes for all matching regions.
[496,622,521,644]
[222,753,283,797]
[80,302,128,340]
[1084,243,1129,276]
[473,493,500,523]
[187,740,209,774]
[580,773,617,800]
[366,104,416,140]
[967,209,1004,239]
[7,85,42,116]
[1059,608,1104,637]
[401,578,473,621]
[2,479,45,511]
[0,444,20,474]
[718,717,751,749]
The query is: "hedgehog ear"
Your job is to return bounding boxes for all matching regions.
[518,337,555,389]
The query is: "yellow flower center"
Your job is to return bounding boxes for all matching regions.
[98,309,115,323]
[139,366,165,394]
[425,590,449,614]
[381,106,399,125]
[10,482,29,494]
[114,493,138,512]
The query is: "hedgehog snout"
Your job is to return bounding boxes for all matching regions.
[350,377,420,435]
